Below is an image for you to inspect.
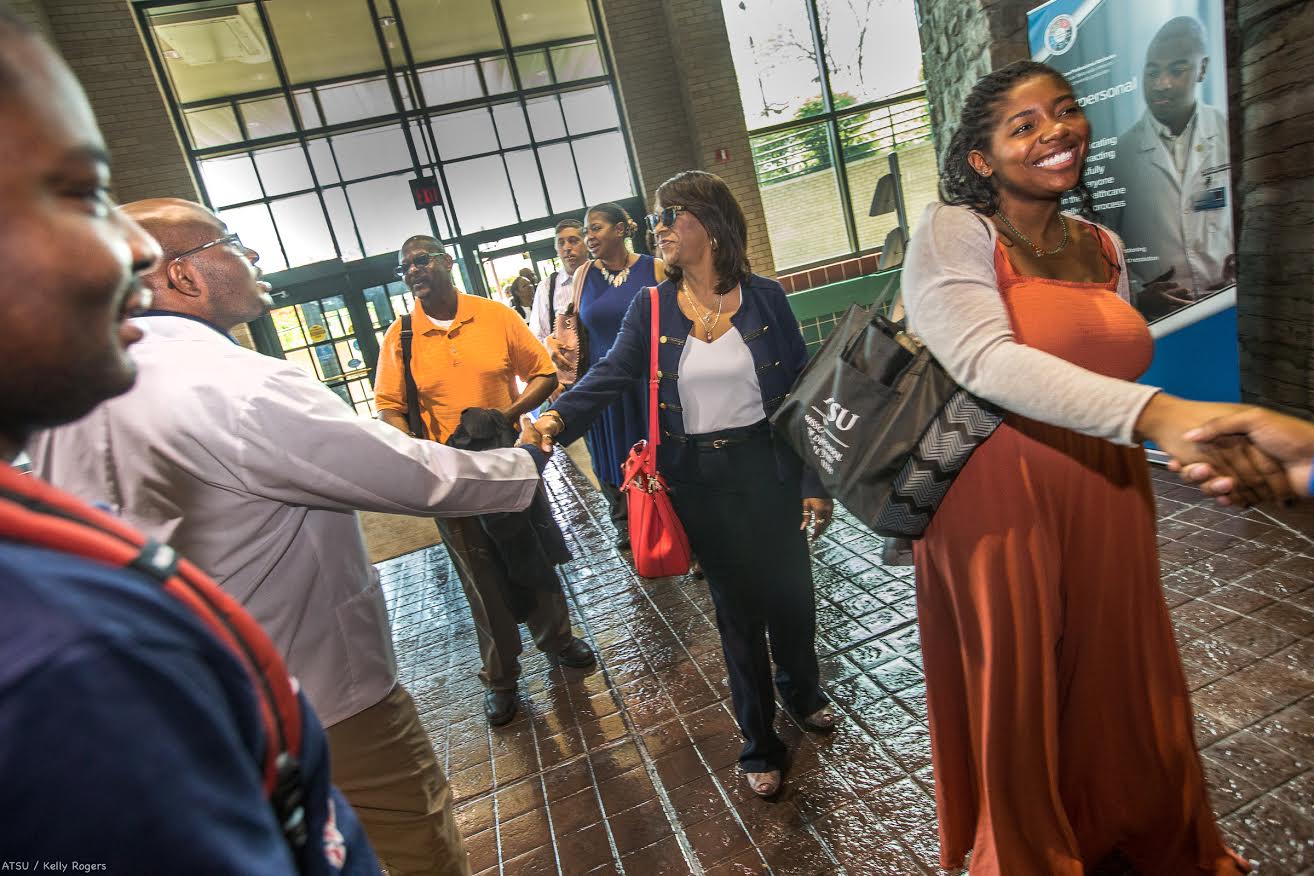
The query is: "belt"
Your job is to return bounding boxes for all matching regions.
[666,420,771,450]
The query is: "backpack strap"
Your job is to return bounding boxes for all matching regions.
[399,314,425,439]
[547,272,559,331]
[0,467,308,853]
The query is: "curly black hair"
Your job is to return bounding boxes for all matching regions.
[940,60,1095,217]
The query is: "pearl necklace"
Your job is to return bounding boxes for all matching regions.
[597,258,631,287]
[996,210,1069,257]
[681,282,727,341]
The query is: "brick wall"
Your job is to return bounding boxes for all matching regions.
[1231,0,1314,415]
[599,0,775,276]
[34,0,197,204]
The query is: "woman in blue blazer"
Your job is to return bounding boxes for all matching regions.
[525,171,834,798]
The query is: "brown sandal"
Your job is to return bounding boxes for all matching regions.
[802,704,837,732]
[745,769,782,798]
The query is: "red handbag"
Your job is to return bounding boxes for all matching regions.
[620,286,692,578]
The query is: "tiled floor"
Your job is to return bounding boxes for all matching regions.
[378,457,1314,875]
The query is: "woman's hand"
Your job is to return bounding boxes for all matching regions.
[523,411,564,453]
[801,498,833,543]
[1136,396,1293,507]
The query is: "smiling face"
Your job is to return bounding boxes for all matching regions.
[651,205,712,271]
[968,73,1090,208]
[0,30,160,445]
[584,211,628,261]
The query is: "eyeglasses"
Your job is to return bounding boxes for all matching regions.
[644,205,687,233]
[172,232,244,264]
[394,251,447,279]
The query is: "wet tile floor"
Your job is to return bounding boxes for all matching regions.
[378,458,1314,875]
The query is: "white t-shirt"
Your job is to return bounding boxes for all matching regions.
[677,327,766,434]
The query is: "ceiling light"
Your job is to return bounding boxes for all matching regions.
[378,15,396,26]
[164,49,182,59]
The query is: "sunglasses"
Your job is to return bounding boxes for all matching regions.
[172,232,244,264]
[394,251,448,278]
[643,205,687,233]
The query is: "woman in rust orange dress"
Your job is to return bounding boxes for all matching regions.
[901,60,1255,875]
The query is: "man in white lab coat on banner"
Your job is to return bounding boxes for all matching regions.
[1106,15,1234,321]
[30,198,553,876]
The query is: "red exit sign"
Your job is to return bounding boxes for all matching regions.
[409,176,442,209]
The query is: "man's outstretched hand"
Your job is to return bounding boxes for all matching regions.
[1170,408,1314,505]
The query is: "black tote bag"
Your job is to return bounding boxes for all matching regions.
[771,304,1002,538]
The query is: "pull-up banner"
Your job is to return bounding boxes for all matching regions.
[1027,0,1239,403]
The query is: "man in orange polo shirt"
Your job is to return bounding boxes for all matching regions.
[375,235,595,726]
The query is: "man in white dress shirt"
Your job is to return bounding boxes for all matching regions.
[529,218,600,489]
[1105,16,1234,320]
[29,198,549,876]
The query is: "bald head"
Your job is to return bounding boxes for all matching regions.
[120,198,271,330]
[1143,16,1210,131]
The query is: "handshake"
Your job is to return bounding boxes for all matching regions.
[520,410,565,454]
[1157,403,1314,507]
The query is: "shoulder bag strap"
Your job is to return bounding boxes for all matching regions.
[646,286,661,459]
[399,314,425,439]
[547,273,559,329]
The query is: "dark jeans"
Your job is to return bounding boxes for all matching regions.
[666,422,827,773]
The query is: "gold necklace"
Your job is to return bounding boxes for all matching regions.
[996,210,1069,256]
[681,282,725,341]
[597,257,631,287]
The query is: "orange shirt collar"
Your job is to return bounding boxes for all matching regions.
[411,293,475,333]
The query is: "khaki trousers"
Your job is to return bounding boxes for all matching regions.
[562,437,601,490]
[325,684,469,876]
[436,515,574,690]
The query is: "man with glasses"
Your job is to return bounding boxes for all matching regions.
[375,234,596,727]
[31,198,550,876]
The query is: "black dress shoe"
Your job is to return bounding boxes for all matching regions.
[484,688,518,726]
[615,532,630,550]
[546,636,597,669]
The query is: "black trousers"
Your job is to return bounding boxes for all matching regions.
[666,423,827,773]
[598,478,628,537]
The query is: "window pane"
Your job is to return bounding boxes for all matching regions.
[492,102,531,148]
[271,305,308,350]
[514,50,552,89]
[445,156,516,233]
[346,175,436,256]
[396,0,500,63]
[363,284,395,328]
[572,133,633,205]
[838,99,935,249]
[185,105,241,149]
[270,194,337,266]
[254,144,314,196]
[501,0,594,45]
[332,125,412,180]
[538,143,582,213]
[504,149,547,221]
[308,138,340,183]
[816,0,923,106]
[146,3,278,103]
[318,77,396,125]
[218,203,287,272]
[751,123,848,268]
[431,108,498,160]
[264,0,384,85]
[240,96,296,139]
[560,85,618,135]
[417,61,484,106]
[526,95,565,141]
[293,90,322,128]
[551,40,604,82]
[323,187,363,261]
[721,0,825,129]
[481,57,514,95]
[200,153,263,207]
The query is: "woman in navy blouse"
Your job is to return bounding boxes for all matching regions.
[525,171,835,799]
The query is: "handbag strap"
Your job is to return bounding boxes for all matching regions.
[399,314,425,439]
[646,285,660,455]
